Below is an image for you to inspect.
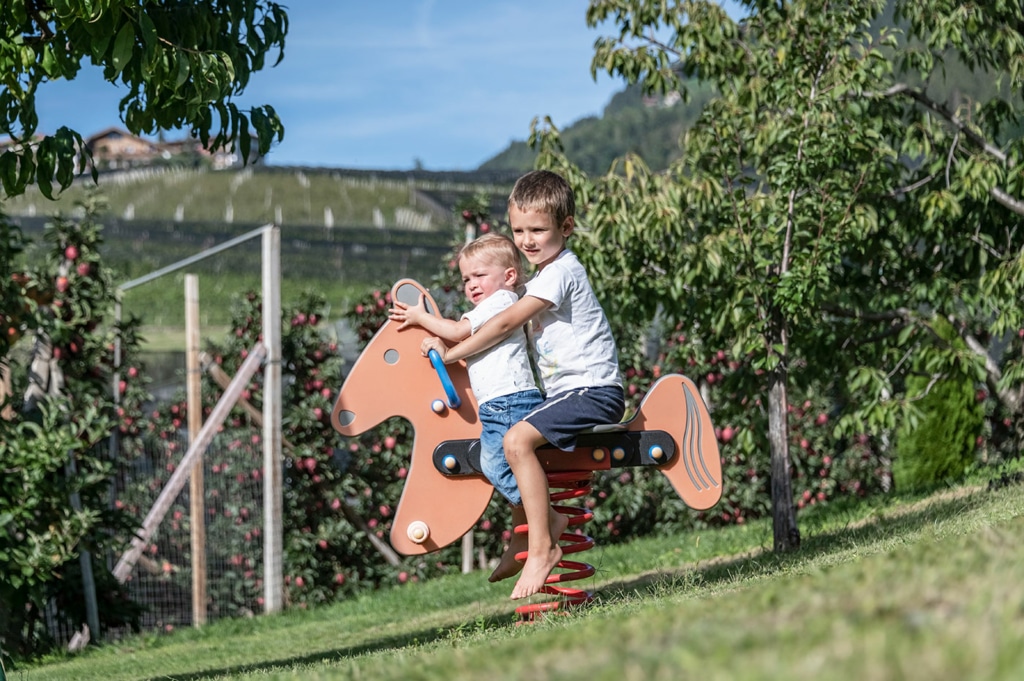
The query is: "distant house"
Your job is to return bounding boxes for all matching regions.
[85,127,165,169]
[84,126,263,172]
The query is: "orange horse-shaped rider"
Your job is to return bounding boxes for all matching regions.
[331,279,723,557]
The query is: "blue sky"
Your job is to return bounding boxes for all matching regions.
[33,2,637,171]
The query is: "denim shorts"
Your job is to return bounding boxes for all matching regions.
[524,385,625,451]
[479,388,544,506]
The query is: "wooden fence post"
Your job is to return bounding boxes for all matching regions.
[185,274,207,626]
[262,225,284,612]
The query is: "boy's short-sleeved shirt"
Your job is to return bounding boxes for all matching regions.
[524,249,621,396]
[461,288,538,404]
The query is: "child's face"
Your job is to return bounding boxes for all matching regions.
[509,205,573,270]
[459,254,516,306]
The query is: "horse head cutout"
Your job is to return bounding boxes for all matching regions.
[331,279,491,555]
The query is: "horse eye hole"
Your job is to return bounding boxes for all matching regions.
[384,349,399,365]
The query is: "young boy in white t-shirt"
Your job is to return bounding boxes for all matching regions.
[422,170,624,600]
[389,233,543,581]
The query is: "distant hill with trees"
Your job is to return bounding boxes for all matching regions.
[478,3,1022,176]
[478,81,716,175]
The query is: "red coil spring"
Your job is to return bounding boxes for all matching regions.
[514,470,596,623]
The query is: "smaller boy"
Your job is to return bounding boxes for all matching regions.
[422,170,624,599]
[388,233,543,582]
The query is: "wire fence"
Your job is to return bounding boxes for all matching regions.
[41,424,269,644]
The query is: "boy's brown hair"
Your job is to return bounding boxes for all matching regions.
[508,169,575,227]
[458,233,525,287]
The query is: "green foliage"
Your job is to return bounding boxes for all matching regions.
[529,0,1024,548]
[0,215,29,355]
[594,326,890,540]
[0,0,288,198]
[894,376,984,492]
[0,198,146,657]
[0,404,110,589]
[893,319,987,491]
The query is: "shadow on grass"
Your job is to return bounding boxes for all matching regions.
[138,612,513,681]
[592,484,999,605]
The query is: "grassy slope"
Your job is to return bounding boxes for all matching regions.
[20,476,1024,681]
[5,168,435,227]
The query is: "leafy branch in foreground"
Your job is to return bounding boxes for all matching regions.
[0,0,288,199]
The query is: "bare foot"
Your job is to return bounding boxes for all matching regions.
[510,545,563,599]
[489,511,569,583]
[509,511,569,599]
[488,535,526,582]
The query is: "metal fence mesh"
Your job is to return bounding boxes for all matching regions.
[106,425,266,637]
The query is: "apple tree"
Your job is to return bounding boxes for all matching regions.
[531,0,1024,551]
[1,0,289,657]
[1,195,151,656]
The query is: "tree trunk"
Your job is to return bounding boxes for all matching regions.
[767,318,800,553]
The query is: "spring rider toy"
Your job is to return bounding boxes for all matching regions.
[331,279,722,620]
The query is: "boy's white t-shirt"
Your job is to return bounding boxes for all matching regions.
[460,288,538,404]
[524,249,621,396]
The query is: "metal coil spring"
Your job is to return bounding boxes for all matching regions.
[514,470,596,623]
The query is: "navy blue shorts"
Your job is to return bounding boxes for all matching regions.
[523,385,625,451]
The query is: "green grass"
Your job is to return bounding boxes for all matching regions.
[16,476,1024,681]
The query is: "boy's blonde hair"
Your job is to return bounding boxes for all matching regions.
[458,233,525,286]
[508,169,575,227]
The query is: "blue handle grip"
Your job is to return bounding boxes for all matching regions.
[428,349,461,409]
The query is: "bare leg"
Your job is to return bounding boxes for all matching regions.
[489,503,568,583]
[489,505,526,582]
[503,421,564,600]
